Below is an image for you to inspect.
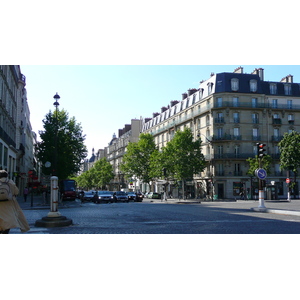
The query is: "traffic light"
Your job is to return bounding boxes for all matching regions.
[257,143,266,159]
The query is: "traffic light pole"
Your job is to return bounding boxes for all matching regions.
[258,158,265,208]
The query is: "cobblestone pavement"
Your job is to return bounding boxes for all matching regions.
[9,198,300,234]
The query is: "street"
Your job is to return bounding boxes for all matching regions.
[10,199,300,234]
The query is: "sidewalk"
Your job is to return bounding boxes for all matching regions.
[17,194,82,210]
[146,197,300,216]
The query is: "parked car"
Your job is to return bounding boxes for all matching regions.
[148,192,161,199]
[95,191,114,204]
[127,192,137,201]
[135,192,144,202]
[83,191,96,202]
[113,191,129,202]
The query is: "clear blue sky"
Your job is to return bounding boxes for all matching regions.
[21,65,300,157]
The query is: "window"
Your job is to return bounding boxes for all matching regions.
[284,84,292,95]
[217,112,224,123]
[217,127,223,138]
[231,78,239,91]
[252,98,258,108]
[207,82,214,95]
[217,97,223,107]
[250,80,257,92]
[287,99,293,109]
[252,113,259,124]
[253,128,259,140]
[234,127,240,138]
[288,114,294,124]
[233,112,240,123]
[234,145,240,158]
[270,83,277,95]
[272,99,278,108]
[217,145,223,157]
[233,97,239,107]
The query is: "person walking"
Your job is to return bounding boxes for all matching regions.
[23,186,29,202]
[0,170,30,234]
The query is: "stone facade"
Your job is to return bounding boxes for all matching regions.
[141,67,300,200]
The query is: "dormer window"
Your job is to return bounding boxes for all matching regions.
[284,84,292,95]
[207,82,214,95]
[270,83,277,95]
[250,79,257,92]
[231,78,239,91]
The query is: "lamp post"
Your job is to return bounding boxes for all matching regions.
[35,92,72,228]
[53,92,60,177]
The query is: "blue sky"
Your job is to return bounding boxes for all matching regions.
[21,65,300,157]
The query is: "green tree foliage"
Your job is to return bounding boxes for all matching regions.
[278,131,300,173]
[120,133,158,185]
[159,128,206,181]
[35,109,87,180]
[246,155,272,176]
[279,131,300,193]
[76,158,114,190]
[91,158,114,189]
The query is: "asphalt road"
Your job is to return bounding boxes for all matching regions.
[10,200,300,234]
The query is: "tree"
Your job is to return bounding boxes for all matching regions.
[90,158,114,189]
[246,155,272,176]
[279,131,300,197]
[35,109,88,180]
[158,128,206,197]
[120,133,158,187]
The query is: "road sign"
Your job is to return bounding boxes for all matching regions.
[286,178,290,184]
[255,168,267,180]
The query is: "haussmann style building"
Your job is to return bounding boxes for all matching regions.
[141,66,300,200]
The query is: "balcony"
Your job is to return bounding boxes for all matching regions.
[272,118,282,125]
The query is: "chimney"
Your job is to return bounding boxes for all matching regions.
[170,100,179,107]
[251,68,264,81]
[118,129,123,137]
[152,112,159,118]
[182,93,188,100]
[233,66,243,74]
[161,106,168,113]
[187,88,197,96]
[281,74,293,83]
[145,118,152,123]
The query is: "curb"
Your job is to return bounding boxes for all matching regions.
[251,207,300,216]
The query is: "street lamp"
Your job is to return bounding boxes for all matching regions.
[53,93,60,176]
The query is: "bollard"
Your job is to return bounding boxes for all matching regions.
[47,176,62,217]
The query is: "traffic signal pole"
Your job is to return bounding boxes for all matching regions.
[256,143,266,209]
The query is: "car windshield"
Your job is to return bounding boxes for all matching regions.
[85,192,93,195]
[98,191,110,195]
[116,191,126,195]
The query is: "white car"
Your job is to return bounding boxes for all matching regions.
[95,191,114,203]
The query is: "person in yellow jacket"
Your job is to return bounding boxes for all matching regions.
[0,170,30,234]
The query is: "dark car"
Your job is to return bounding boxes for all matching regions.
[83,191,96,202]
[113,191,129,202]
[135,192,144,202]
[127,192,137,201]
[95,191,114,204]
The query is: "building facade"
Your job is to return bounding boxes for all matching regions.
[0,65,35,190]
[141,67,300,200]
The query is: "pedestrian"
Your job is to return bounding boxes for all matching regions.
[23,186,29,202]
[0,170,30,234]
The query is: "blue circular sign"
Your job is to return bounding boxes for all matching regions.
[256,168,267,180]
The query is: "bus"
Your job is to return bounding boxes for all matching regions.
[60,179,77,201]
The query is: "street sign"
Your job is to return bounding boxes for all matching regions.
[255,168,267,180]
[286,178,290,184]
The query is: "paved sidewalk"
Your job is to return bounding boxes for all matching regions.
[17,194,82,210]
